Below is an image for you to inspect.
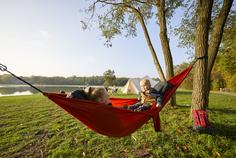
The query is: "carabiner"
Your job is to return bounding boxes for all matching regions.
[0,64,7,71]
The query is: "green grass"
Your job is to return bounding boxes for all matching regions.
[0,91,236,157]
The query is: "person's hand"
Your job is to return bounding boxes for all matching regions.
[137,96,141,101]
[156,103,162,108]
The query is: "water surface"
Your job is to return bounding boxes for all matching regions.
[0,84,86,96]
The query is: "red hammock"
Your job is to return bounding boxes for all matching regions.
[43,65,193,137]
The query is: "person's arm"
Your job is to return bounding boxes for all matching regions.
[150,88,161,98]
[139,92,146,104]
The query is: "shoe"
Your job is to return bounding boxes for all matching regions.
[156,97,163,107]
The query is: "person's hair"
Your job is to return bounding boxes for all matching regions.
[90,87,109,104]
[140,79,151,86]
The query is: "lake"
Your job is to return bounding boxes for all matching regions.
[0,84,87,97]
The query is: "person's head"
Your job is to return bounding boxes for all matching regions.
[89,87,110,105]
[140,79,151,92]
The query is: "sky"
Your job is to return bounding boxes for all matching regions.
[0,0,190,78]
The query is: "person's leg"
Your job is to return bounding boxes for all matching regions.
[160,81,173,94]
[134,104,151,111]
[128,103,141,111]
[154,81,165,92]
[67,90,87,99]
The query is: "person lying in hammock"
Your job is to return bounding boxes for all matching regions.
[126,79,173,111]
[66,87,111,106]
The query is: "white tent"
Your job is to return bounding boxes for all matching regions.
[122,76,160,94]
[122,78,141,94]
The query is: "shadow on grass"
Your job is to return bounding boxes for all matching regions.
[209,108,236,115]
[175,104,191,109]
[189,123,236,141]
[176,91,192,95]
[212,122,236,140]
[173,106,236,114]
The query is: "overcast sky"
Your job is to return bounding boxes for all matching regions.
[0,0,191,78]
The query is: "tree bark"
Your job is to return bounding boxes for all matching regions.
[156,0,176,106]
[131,7,166,81]
[192,0,213,130]
[206,0,234,105]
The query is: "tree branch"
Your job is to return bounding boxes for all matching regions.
[95,0,166,80]
[135,0,156,6]
[207,0,234,76]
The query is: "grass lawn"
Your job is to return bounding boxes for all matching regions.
[0,90,236,157]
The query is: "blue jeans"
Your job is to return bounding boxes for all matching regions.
[128,103,151,111]
[156,96,163,105]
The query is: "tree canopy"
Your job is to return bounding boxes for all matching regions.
[83,0,183,46]
[212,14,236,91]
[103,69,116,86]
[175,0,236,54]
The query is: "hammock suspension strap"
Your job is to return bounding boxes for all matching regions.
[197,55,208,60]
[0,63,44,94]
[191,55,208,65]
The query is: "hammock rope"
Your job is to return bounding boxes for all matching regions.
[0,57,203,137]
[0,64,44,93]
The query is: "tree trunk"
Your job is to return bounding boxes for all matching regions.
[134,8,166,81]
[206,0,234,105]
[156,0,176,106]
[192,0,213,131]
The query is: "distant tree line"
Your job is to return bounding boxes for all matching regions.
[174,52,236,92]
[0,74,128,87]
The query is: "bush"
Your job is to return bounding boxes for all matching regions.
[212,78,226,91]
[228,74,236,92]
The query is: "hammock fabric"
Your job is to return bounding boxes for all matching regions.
[43,65,193,137]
